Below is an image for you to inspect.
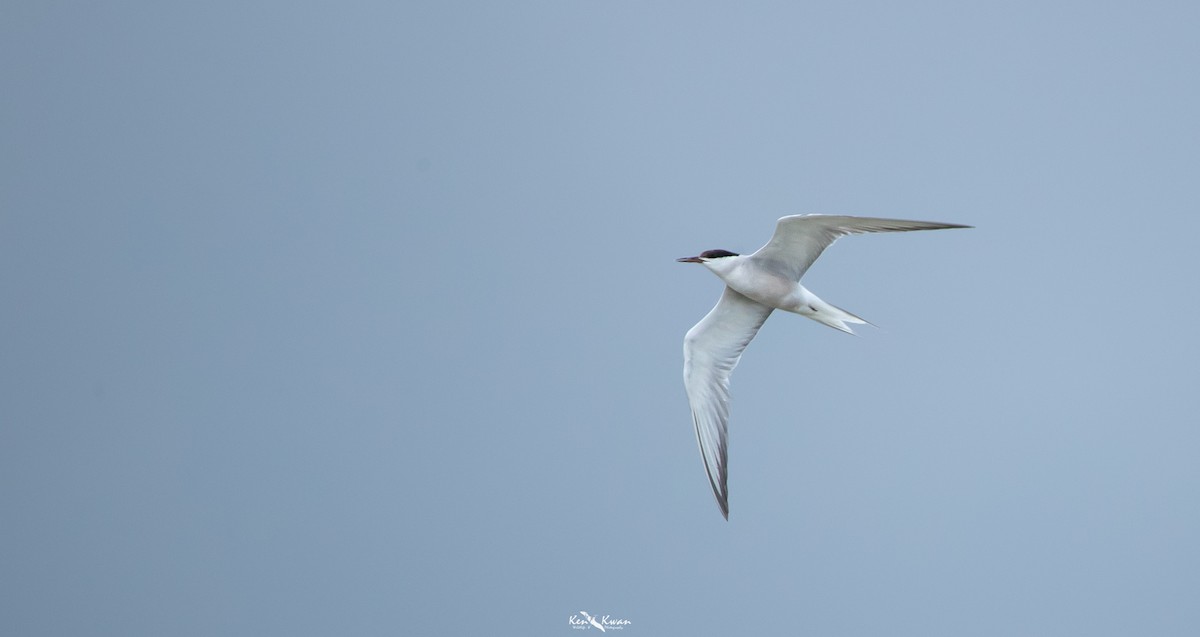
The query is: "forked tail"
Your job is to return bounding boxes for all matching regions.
[805,296,872,334]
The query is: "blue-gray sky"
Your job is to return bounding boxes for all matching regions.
[3,2,1198,635]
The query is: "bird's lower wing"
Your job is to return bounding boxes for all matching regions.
[752,214,972,281]
[683,287,773,519]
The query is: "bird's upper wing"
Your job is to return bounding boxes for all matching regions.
[683,286,773,519]
[750,214,973,281]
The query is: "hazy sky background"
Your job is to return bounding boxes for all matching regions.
[3,2,1199,635]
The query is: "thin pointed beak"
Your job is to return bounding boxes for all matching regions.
[677,256,703,263]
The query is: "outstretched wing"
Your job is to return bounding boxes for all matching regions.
[751,214,972,281]
[683,287,773,519]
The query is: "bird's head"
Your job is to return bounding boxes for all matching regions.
[677,249,740,271]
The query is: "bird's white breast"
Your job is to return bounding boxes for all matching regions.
[716,259,799,310]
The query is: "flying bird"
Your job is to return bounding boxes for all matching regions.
[678,214,971,519]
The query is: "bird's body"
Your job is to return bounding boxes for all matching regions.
[678,214,971,519]
[696,252,865,331]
